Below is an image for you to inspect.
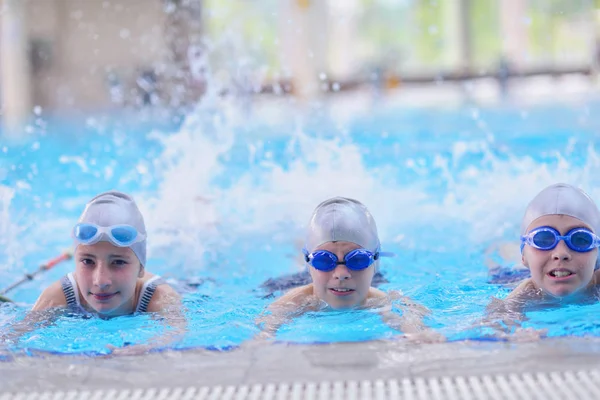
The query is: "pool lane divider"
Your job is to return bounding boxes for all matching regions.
[0,250,73,302]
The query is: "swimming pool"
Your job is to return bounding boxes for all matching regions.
[2,87,600,360]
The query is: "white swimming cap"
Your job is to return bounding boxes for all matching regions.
[304,197,380,253]
[78,191,147,265]
[521,183,600,235]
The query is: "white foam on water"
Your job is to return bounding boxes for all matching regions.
[128,92,600,276]
[0,185,31,277]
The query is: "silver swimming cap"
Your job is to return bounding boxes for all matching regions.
[521,183,600,235]
[77,191,147,265]
[304,197,380,253]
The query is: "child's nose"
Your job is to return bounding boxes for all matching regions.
[552,240,572,261]
[93,265,112,288]
[333,264,351,280]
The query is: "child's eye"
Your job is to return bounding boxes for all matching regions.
[112,259,128,267]
[80,258,95,266]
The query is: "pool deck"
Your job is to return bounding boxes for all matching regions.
[2,337,600,393]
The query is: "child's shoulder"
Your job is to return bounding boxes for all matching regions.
[278,283,314,301]
[368,286,388,299]
[32,280,67,311]
[269,284,316,310]
[143,274,181,313]
[506,278,537,300]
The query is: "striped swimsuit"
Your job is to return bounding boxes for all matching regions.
[60,272,164,313]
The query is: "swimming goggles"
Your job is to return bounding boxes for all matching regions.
[520,226,600,253]
[72,223,145,247]
[303,248,392,272]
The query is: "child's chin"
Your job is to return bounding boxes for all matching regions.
[91,303,119,315]
[545,286,578,298]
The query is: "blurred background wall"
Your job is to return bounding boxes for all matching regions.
[1,0,600,126]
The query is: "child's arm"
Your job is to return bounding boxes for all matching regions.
[375,290,445,343]
[31,280,68,311]
[1,281,67,346]
[108,285,186,356]
[480,278,546,341]
[255,284,318,338]
[146,284,182,314]
[486,278,534,321]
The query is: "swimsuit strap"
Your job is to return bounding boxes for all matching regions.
[135,275,165,313]
[60,273,79,307]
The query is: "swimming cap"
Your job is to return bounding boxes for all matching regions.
[304,197,380,253]
[77,191,147,265]
[521,183,600,235]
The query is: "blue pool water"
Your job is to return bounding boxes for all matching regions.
[2,94,600,355]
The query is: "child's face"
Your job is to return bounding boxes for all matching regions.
[522,214,597,298]
[308,241,375,309]
[75,241,143,316]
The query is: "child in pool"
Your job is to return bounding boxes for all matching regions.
[257,197,441,342]
[487,183,600,332]
[32,191,180,316]
[4,191,183,354]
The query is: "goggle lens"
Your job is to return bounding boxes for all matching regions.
[110,226,138,245]
[570,230,594,250]
[345,250,373,270]
[310,251,337,271]
[74,224,99,241]
[532,230,557,248]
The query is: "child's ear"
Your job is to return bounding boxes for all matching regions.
[138,265,145,278]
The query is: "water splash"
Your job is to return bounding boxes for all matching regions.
[3,91,600,350]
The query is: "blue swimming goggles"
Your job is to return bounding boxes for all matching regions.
[520,226,600,253]
[303,248,393,272]
[72,223,145,247]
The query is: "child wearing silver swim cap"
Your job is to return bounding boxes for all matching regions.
[32,191,180,318]
[258,197,443,342]
[488,183,600,332]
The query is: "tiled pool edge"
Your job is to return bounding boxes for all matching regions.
[2,337,600,394]
[2,369,600,399]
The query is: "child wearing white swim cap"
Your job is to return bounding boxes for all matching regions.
[257,197,443,342]
[32,191,180,318]
[487,183,600,338]
[511,183,600,300]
